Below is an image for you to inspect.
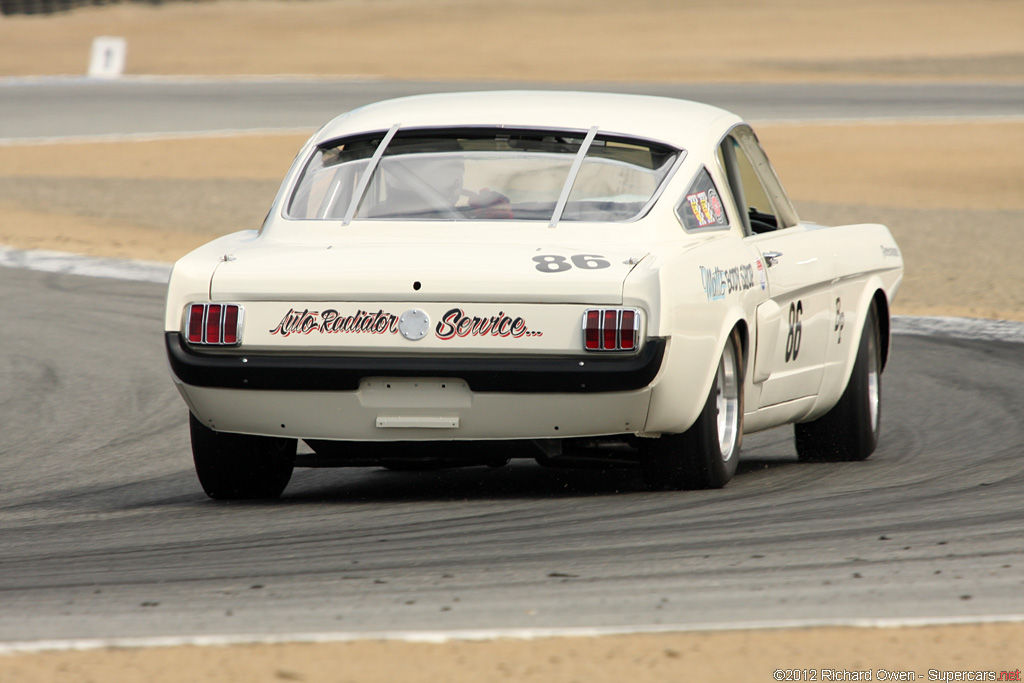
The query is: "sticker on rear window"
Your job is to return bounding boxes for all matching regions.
[678,167,728,231]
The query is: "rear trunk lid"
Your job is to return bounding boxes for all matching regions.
[210,241,645,305]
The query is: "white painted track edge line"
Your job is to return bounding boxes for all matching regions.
[0,245,172,284]
[2,614,1024,654]
[891,315,1024,344]
[3,74,1023,87]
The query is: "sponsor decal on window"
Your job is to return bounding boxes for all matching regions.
[678,167,728,231]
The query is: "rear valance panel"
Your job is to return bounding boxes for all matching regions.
[166,333,665,394]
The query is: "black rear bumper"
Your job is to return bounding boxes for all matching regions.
[165,332,665,394]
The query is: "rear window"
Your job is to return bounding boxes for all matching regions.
[285,128,681,223]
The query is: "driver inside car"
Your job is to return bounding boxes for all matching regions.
[374,144,513,219]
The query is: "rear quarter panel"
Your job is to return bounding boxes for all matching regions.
[628,231,765,435]
[804,222,903,420]
[164,231,260,332]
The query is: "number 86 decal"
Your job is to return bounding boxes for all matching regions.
[533,254,611,273]
[834,297,845,344]
[785,300,803,363]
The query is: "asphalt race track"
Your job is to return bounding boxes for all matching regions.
[1,263,1023,644]
[1,80,1023,646]
[3,80,1024,141]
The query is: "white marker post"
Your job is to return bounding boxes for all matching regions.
[88,36,127,79]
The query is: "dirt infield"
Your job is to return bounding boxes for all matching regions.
[1,0,1022,82]
[4,622,1024,683]
[1,1,1022,680]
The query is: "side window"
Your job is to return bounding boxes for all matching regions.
[718,136,778,234]
[675,167,728,231]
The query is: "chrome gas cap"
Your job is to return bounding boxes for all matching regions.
[398,308,430,341]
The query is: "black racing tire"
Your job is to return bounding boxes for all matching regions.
[642,330,744,490]
[795,301,882,462]
[190,413,297,500]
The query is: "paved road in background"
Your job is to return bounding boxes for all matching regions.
[0,265,1022,643]
[3,79,1023,140]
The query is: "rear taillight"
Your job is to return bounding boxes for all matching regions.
[187,304,205,344]
[223,305,240,345]
[582,308,640,351]
[619,310,636,350]
[205,304,222,344]
[185,303,243,346]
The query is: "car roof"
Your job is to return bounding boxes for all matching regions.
[315,91,744,150]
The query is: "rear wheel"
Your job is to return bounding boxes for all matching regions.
[795,301,881,461]
[190,413,296,500]
[642,331,743,490]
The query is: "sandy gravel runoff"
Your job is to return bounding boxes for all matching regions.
[4,623,1024,683]
[1,1,1022,681]
[1,0,1022,82]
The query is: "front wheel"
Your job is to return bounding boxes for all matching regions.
[190,413,297,500]
[795,301,882,462]
[642,330,744,490]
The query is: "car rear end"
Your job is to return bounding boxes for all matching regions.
[166,232,664,443]
[167,118,699,454]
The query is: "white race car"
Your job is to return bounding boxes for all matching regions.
[165,91,903,499]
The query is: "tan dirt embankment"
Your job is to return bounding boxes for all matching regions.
[1,0,1022,82]
[4,622,1024,683]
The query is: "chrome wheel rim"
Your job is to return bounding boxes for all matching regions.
[867,324,880,434]
[716,341,741,461]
